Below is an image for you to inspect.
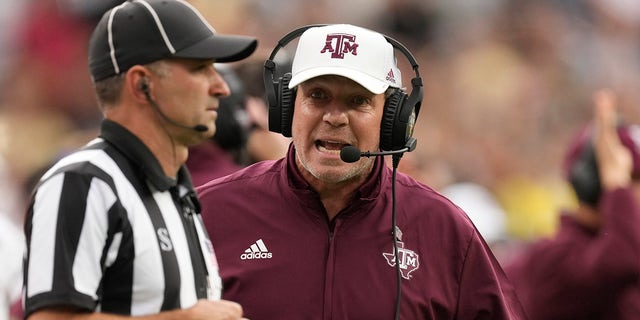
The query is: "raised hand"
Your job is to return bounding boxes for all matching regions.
[592,89,633,191]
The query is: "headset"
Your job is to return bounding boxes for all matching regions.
[263,24,424,152]
[569,121,631,207]
[568,140,601,207]
[138,78,209,132]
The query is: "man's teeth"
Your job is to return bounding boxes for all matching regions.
[318,144,341,154]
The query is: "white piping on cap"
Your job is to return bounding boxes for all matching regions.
[176,0,217,34]
[107,2,129,74]
[105,0,216,76]
[134,0,176,54]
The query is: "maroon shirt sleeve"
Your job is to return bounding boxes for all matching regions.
[504,187,640,319]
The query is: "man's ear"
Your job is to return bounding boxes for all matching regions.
[126,66,151,103]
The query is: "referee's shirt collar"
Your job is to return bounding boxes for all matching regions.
[99,119,195,192]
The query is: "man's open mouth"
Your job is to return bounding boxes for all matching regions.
[316,140,349,154]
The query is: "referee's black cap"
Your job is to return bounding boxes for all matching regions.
[88,0,257,82]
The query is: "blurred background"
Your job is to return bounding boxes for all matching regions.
[1,0,640,315]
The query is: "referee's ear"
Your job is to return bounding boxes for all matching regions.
[126,66,152,105]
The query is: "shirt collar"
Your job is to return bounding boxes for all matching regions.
[99,119,195,192]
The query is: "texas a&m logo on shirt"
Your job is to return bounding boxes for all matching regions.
[383,241,420,279]
[320,33,358,59]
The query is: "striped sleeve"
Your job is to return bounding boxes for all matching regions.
[25,162,120,315]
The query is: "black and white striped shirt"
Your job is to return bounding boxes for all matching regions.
[23,120,221,317]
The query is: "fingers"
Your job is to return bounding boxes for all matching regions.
[593,88,617,146]
[591,88,633,190]
[211,299,244,319]
[219,299,244,315]
[245,97,269,130]
[187,299,245,319]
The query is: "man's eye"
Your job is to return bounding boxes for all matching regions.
[352,96,370,106]
[310,90,326,99]
[195,63,213,71]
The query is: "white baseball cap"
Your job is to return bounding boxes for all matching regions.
[288,24,402,94]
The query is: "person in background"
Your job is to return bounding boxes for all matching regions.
[197,24,526,319]
[187,61,291,186]
[503,89,640,319]
[233,58,291,163]
[22,1,256,319]
[0,159,23,320]
[186,65,247,186]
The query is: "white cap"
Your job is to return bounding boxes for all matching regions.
[288,24,402,94]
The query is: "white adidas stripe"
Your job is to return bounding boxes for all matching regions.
[240,239,272,260]
[245,239,269,252]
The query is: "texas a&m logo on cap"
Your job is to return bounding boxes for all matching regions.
[320,33,358,59]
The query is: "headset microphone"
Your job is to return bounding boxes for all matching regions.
[139,80,209,132]
[340,138,417,163]
[191,124,209,132]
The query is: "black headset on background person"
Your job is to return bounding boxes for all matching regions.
[569,140,601,207]
[263,24,424,152]
[568,121,630,207]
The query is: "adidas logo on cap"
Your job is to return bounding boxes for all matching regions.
[240,239,273,260]
[386,68,396,84]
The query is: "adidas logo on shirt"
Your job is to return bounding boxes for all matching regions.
[240,239,273,260]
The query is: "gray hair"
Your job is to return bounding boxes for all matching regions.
[93,60,170,110]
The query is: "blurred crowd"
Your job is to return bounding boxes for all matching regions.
[1,0,640,317]
[192,0,640,244]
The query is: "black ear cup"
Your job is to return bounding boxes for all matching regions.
[380,90,405,151]
[380,86,423,151]
[569,143,601,206]
[278,73,295,137]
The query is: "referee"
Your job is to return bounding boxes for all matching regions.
[23,1,256,319]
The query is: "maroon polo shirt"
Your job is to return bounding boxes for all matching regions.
[198,146,526,319]
[187,141,242,187]
[504,188,640,320]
